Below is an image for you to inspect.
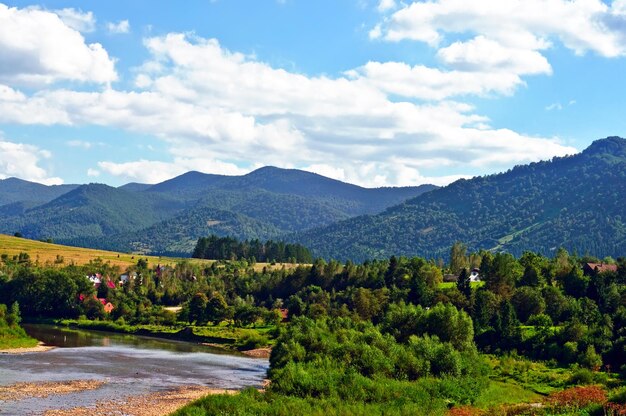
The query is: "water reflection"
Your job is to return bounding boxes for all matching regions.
[23,324,238,354]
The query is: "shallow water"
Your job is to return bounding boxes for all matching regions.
[0,324,269,415]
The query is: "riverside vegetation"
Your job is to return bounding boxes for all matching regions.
[2,238,626,414]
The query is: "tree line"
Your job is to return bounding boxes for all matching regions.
[192,235,312,263]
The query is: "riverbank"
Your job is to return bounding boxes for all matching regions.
[0,380,105,401]
[43,386,238,416]
[0,341,55,354]
[51,318,274,353]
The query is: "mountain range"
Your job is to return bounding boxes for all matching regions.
[0,166,435,256]
[293,136,626,261]
[1,137,625,261]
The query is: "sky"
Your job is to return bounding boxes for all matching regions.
[0,0,625,188]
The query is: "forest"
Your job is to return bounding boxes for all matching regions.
[2,243,626,414]
[192,235,313,263]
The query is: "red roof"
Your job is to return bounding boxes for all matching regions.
[585,263,618,273]
[98,298,107,305]
[106,280,116,289]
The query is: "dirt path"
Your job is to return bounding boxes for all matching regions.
[42,386,238,416]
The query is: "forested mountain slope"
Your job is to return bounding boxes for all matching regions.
[0,168,435,254]
[0,177,77,207]
[294,137,626,262]
[0,184,180,240]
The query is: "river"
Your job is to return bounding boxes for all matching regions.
[0,324,269,415]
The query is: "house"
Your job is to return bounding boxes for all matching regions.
[87,273,102,287]
[279,308,289,321]
[97,298,115,313]
[583,262,618,276]
[443,268,481,283]
[119,271,138,285]
[106,280,116,289]
[469,268,481,282]
[78,294,115,313]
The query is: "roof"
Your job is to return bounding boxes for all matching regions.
[584,263,618,273]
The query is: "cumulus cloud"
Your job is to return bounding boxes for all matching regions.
[97,157,248,184]
[378,0,626,56]
[54,8,96,33]
[347,61,524,99]
[107,19,130,34]
[377,0,397,13]
[0,3,117,86]
[0,137,62,185]
[0,33,578,186]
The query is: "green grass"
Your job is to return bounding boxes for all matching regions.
[0,334,38,349]
[0,325,38,349]
[0,233,302,272]
[474,380,542,408]
[439,281,485,289]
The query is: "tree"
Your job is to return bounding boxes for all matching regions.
[457,268,472,300]
[449,242,468,274]
[5,301,21,327]
[206,291,229,325]
[511,287,546,323]
[189,293,209,324]
[561,266,589,298]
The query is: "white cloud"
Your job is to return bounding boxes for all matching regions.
[379,0,626,58]
[67,140,93,149]
[436,36,552,75]
[347,61,525,99]
[107,20,130,34]
[87,168,100,177]
[97,157,248,184]
[545,102,563,111]
[0,33,578,187]
[0,137,62,185]
[54,8,96,33]
[377,0,397,13]
[0,3,117,86]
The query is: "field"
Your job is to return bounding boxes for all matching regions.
[0,234,303,271]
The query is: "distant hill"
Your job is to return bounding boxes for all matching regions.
[0,177,77,208]
[294,137,626,262]
[0,168,436,254]
[0,184,180,240]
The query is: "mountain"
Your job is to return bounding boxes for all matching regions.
[294,137,626,262]
[0,184,180,240]
[145,167,437,216]
[0,177,78,207]
[0,167,435,254]
[86,206,283,256]
[118,182,151,192]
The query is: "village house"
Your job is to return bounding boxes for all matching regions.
[119,271,138,285]
[583,262,618,276]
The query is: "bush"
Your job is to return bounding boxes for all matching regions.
[238,332,269,350]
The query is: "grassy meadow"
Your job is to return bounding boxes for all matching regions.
[0,234,303,271]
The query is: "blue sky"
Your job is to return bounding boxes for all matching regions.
[0,0,625,187]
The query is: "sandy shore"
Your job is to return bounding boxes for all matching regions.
[0,380,106,402]
[0,341,55,354]
[43,386,238,416]
[241,347,272,358]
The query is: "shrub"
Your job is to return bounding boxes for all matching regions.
[547,385,607,412]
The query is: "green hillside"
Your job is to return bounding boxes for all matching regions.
[0,168,435,255]
[295,137,626,261]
